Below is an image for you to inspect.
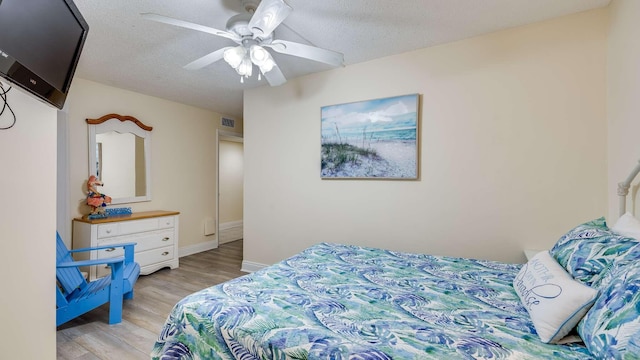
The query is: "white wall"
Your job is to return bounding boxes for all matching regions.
[0,86,57,358]
[607,0,640,221]
[66,78,242,251]
[219,140,244,224]
[244,9,608,265]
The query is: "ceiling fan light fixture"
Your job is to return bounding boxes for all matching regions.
[237,56,253,77]
[259,58,275,73]
[223,46,246,69]
[249,45,275,73]
[249,45,268,63]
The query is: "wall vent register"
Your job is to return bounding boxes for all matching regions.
[221,117,236,128]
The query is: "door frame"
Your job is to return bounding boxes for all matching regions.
[216,129,244,245]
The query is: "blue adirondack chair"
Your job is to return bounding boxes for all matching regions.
[56,232,140,326]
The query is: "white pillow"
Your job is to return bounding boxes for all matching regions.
[513,251,598,343]
[612,212,640,240]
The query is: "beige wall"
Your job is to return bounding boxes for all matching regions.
[219,140,244,224]
[607,0,640,221]
[66,78,242,251]
[0,87,57,358]
[244,9,608,265]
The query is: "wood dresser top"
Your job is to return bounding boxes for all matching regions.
[73,210,180,224]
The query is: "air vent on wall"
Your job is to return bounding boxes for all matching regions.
[221,117,235,128]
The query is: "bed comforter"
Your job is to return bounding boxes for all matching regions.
[151,242,593,359]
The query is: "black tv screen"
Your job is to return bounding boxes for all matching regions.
[0,0,89,109]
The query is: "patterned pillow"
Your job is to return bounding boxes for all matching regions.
[577,261,640,359]
[549,217,640,287]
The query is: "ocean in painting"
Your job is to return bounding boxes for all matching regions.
[321,94,418,178]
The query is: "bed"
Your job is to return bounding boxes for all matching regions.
[151,164,640,360]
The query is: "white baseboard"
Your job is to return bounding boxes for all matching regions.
[241,260,268,273]
[219,220,243,244]
[179,239,219,258]
[219,220,243,230]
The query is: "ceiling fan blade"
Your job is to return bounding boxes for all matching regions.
[248,0,292,39]
[184,47,233,70]
[266,39,344,67]
[263,64,287,86]
[141,13,241,43]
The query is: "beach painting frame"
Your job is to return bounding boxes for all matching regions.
[321,94,420,179]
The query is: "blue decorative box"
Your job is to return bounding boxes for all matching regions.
[105,207,133,216]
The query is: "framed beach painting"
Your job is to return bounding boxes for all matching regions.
[321,94,420,179]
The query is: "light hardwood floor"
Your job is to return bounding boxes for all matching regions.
[57,239,245,360]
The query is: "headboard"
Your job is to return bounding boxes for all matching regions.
[617,159,640,216]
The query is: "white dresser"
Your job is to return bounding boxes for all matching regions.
[72,210,180,280]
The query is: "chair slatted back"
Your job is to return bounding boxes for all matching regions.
[56,232,86,295]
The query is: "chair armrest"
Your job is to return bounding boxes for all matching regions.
[57,256,125,268]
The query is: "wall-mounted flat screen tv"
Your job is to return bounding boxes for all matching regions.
[0,0,89,109]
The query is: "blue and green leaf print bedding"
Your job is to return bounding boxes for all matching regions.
[151,243,593,359]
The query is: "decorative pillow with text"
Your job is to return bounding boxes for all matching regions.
[513,251,598,343]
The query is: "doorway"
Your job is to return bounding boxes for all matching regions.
[217,131,244,244]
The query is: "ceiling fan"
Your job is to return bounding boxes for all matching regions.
[142,0,344,86]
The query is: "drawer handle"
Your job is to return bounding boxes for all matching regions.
[106,229,112,234]
[105,247,116,252]
[162,237,170,241]
[162,251,169,256]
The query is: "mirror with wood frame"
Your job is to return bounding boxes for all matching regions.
[87,114,152,204]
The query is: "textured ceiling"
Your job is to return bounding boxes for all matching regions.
[73,0,610,119]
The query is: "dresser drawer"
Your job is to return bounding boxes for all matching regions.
[98,218,161,239]
[158,216,175,229]
[97,230,174,252]
[96,246,124,261]
[137,245,175,267]
[96,245,175,278]
[97,223,119,238]
[120,218,160,235]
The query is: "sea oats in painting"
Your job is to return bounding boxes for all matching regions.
[321,94,419,179]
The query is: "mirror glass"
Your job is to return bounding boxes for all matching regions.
[95,131,147,199]
[88,116,152,204]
